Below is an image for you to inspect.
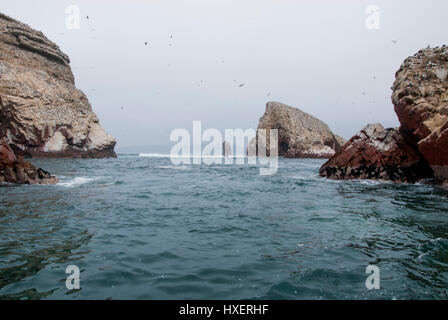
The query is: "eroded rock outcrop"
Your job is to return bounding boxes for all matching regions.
[320,46,448,184]
[319,124,433,183]
[0,13,116,158]
[392,46,448,179]
[0,138,58,184]
[250,102,345,158]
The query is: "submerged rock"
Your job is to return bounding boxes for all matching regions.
[392,46,448,180]
[0,13,116,158]
[0,138,58,184]
[251,101,345,158]
[319,124,433,183]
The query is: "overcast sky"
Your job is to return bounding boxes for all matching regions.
[1,0,447,151]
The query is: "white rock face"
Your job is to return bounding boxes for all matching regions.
[359,123,394,153]
[435,68,447,81]
[44,131,68,152]
[86,123,116,151]
[0,13,116,158]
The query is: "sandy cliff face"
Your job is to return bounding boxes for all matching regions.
[252,101,344,158]
[0,13,116,158]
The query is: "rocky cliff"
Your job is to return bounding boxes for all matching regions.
[392,46,448,179]
[0,13,116,158]
[321,46,448,183]
[0,138,58,184]
[250,101,345,158]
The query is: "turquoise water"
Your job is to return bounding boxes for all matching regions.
[0,155,448,300]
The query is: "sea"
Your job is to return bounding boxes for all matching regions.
[0,155,447,299]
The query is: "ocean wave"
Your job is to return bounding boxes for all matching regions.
[58,177,95,187]
[139,153,171,158]
[139,153,247,159]
[158,165,190,170]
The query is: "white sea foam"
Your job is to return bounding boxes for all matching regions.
[158,165,190,170]
[58,177,95,187]
[139,153,171,158]
[139,153,246,159]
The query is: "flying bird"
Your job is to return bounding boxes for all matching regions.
[239,84,245,87]
[392,40,398,43]
[86,16,89,20]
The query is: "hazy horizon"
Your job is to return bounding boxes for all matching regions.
[1,0,448,152]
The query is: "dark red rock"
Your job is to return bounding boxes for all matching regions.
[319,124,433,183]
[0,140,17,165]
[418,121,448,179]
[0,138,58,184]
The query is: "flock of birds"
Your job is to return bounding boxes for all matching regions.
[69,15,414,112]
[143,34,250,90]
[63,16,255,95]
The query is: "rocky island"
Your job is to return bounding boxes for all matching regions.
[249,101,345,158]
[320,46,448,184]
[0,13,116,159]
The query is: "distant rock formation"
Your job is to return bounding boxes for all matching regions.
[247,136,257,157]
[249,102,345,158]
[0,13,116,158]
[392,46,448,180]
[321,46,448,183]
[0,138,58,184]
[222,141,232,156]
[319,124,433,183]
